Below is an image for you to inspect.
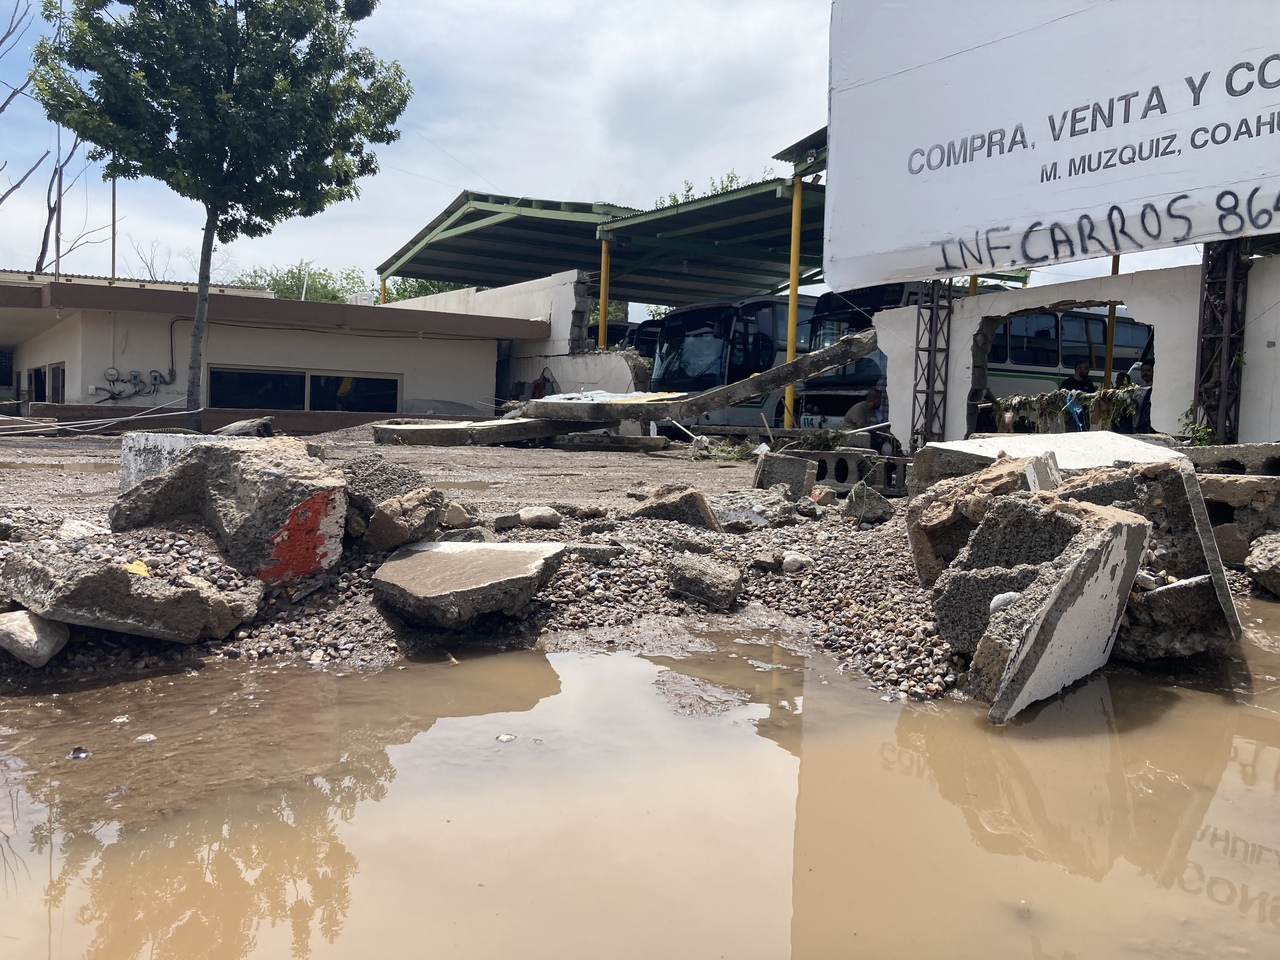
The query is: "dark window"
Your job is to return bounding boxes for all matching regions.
[209,368,305,410]
[1112,319,1153,368]
[0,350,12,388]
[651,307,731,391]
[49,364,65,404]
[309,375,398,413]
[988,323,1008,364]
[1009,313,1059,367]
[1061,312,1107,370]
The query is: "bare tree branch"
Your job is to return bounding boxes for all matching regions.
[0,147,47,206]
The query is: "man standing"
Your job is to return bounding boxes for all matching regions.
[1060,360,1095,432]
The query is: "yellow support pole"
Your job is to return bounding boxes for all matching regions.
[968,275,978,296]
[597,239,611,349]
[379,278,387,304]
[1103,254,1121,385]
[784,175,804,428]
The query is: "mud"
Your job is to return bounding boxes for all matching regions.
[2,616,1280,959]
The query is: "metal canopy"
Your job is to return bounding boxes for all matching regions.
[378,179,827,307]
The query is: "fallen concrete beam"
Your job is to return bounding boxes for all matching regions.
[550,435,670,453]
[372,418,618,446]
[519,330,878,423]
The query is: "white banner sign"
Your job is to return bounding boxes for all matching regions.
[825,0,1280,290]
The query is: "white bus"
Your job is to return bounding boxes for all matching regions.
[985,306,1154,398]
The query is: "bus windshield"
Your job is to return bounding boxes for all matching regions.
[651,307,733,392]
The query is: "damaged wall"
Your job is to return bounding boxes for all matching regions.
[391,271,642,397]
[873,266,1202,450]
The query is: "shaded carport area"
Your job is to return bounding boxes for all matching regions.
[377,179,826,307]
[377,160,828,424]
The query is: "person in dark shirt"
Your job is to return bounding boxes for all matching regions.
[1060,360,1095,432]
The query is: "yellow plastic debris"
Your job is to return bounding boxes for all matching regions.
[125,560,151,577]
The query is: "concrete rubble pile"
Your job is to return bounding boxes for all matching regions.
[908,438,1242,724]
[0,436,585,668]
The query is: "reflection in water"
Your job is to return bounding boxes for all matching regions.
[5,620,1280,959]
[0,651,560,960]
[895,675,1233,883]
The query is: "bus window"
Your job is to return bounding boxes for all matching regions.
[988,322,1008,364]
[1009,313,1059,367]
[651,307,731,391]
[727,307,774,382]
[1112,319,1153,368]
[1061,312,1107,370]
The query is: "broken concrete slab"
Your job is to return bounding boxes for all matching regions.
[1110,459,1241,658]
[518,506,563,529]
[666,553,742,611]
[842,482,895,524]
[626,485,723,532]
[212,416,275,437]
[1213,522,1251,568]
[913,433,1178,490]
[442,502,477,528]
[372,418,617,446]
[753,453,816,501]
[1197,474,1280,554]
[364,487,445,552]
[110,438,347,586]
[944,497,1151,724]
[372,541,565,630]
[0,609,70,667]
[435,527,498,543]
[1118,575,1236,660]
[906,453,1062,588]
[1,547,263,643]
[1245,533,1280,599]
[341,453,430,519]
[119,431,234,492]
[1184,442,1280,475]
[57,518,110,540]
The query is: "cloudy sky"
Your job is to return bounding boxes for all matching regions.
[0,0,1196,287]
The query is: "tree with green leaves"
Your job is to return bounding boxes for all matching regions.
[239,260,372,303]
[32,0,410,428]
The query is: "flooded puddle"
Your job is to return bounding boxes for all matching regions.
[2,619,1280,959]
[0,460,117,474]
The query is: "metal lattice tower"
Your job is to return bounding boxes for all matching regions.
[911,279,952,449]
[1193,239,1251,444]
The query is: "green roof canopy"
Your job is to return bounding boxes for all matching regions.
[378,178,827,307]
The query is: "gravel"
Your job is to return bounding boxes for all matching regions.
[0,435,956,701]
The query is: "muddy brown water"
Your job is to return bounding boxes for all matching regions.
[3,612,1280,960]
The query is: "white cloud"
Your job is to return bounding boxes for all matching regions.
[0,0,830,282]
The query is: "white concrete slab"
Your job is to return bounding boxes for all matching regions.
[929,433,1184,472]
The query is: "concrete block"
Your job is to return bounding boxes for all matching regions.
[1214,522,1250,568]
[1185,443,1280,476]
[958,500,1151,725]
[0,610,70,667]
[906,453,1061,587]
[119,432,234,492]
[753,453,816,500]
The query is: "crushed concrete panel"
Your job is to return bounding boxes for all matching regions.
[986,502,1151,725]
[1246,533,1280,598]
[906,453,1061,588]
[626,486,723,532]
[666,553,742,611]
[372,541,565,630]
[342,453,430,519]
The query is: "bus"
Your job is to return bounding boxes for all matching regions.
[639,291,888,427]
[985,307,1154,398]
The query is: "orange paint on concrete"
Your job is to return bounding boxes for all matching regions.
[258,488,341,585]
